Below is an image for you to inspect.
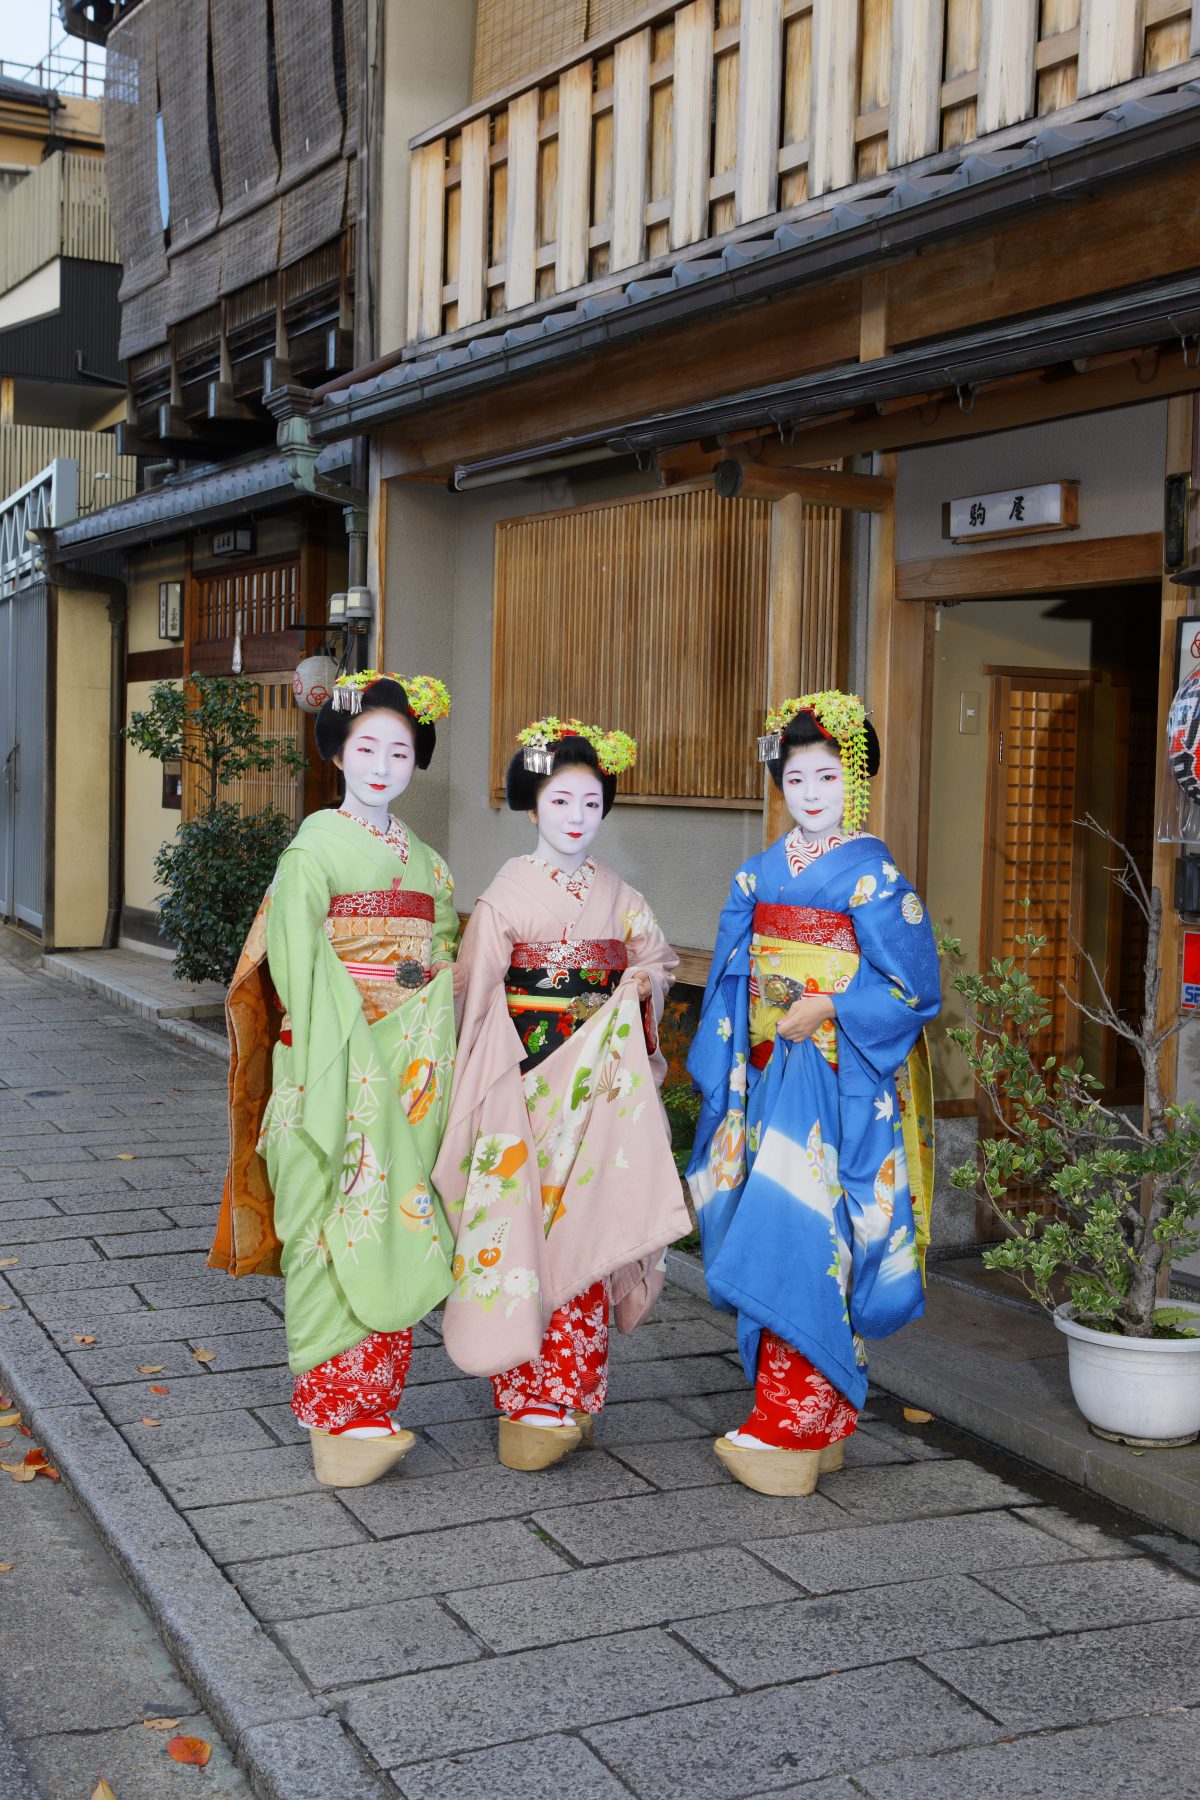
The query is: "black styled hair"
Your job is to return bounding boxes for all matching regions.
[313,677,436,769]
[766,709,881,790]
[505,734,617,816]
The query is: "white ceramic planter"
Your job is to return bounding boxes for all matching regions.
[1054,1300,1200,1447]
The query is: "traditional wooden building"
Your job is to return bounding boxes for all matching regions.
[304,0,1200,1267]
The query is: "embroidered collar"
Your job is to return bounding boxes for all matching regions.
[338,807,410,864]
[524,853,595,905]
[785,828,848,877]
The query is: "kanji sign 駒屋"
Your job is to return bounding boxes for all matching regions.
[945,481,1078,543]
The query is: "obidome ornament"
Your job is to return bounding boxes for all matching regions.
[1168,669,1200,806]
[292,655,341,714]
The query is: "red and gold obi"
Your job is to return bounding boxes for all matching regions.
[325,884,435,1026]
[504,937,628,1072]
[748,902,859,1071]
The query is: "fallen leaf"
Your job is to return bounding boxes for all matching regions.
[142,1716,181,1731]
[73,1335,97,1346]
[1,1462,36,1482]
[0,1562,14,1572]
[90,1780,119,1800]
[116,1153,136,1161]
[0,1257,18,1268]
[0,1440,11,1449]
[18,1424,31,1437]
[192,1348,216,1363]
[20,1447,59,1482]
[137,1365,165,1375]
[0,1411,20,1429]
[149,1385,170,1396]
[166,1736,212,1767]
[902,1407,934,1424]
[140,1417,162,1428]
[0,1395,10,1408]
[0,1303,14,1310]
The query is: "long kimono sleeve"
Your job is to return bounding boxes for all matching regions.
[430,851,461,967]
[832,853,940,1091]
[619,888,677,1067]
[449,898,519,1078]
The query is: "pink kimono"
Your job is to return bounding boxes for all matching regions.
[432,853,691,1410]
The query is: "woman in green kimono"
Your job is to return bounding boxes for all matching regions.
[212,671,460,1487]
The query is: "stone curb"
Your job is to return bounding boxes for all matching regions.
[158,1016,229,1060]
[0,1289,394,1800]
[40,951,225,1022]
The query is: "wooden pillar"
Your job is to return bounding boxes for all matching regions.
[0,378,13,427]
[865,452,928,879]
[1150,394,1195,1107]
[764,494,804,846]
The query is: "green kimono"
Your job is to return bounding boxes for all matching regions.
[255,809,459,1373]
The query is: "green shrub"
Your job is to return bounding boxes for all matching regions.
[153,802,295,987]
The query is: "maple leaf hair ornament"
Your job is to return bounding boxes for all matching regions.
[758,689,877,835]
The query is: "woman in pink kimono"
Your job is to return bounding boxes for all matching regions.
[433,720,691,1470]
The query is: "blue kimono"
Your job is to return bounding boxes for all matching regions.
[687,833,940,1409]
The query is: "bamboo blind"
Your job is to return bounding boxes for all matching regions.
[418,0,1199,344]
[489,487,779,805]
[183,679,306,826]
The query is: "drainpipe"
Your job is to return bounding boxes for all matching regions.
[33,540,128,950]
[263,384,372,667]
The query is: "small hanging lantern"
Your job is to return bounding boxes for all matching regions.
[292,654,340,714]
[1168,670,1200,807]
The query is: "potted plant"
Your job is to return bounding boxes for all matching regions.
[126,674,304,987]
[948,822,1200,1446]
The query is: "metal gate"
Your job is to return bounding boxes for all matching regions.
[0,582,47,930]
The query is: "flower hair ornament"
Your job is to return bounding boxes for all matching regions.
[758,690,871,833]
[516,716,638,777]
[331,670,451,723]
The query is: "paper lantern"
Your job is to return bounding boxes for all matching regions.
[1168,670,1200,806]
[292,655,339,714]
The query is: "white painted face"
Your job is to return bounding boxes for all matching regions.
[782,741,845,839]
[533,763,606,861]
[336,709,417,810]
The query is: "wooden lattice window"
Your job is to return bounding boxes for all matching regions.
[489,488,776,807]
[194,560,301,643]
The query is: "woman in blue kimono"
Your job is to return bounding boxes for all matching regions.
[688,690,939,1495]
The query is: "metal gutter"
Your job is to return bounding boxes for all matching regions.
[312,91,1200,443]
[607,270,1200,454]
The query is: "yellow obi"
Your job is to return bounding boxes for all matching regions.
[747,899,935,1277]
[324,885,435,1026]
[749,901,859,1071]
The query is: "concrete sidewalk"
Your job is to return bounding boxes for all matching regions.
[3,924,1200,1800]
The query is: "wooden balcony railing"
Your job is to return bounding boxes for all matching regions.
[0,152,118,297]
[407,0,1198,348]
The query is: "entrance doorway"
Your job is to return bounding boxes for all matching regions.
[926,584,1161,1238]
[0,582,47,932]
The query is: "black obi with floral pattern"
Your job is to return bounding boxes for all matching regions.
[505,938,628,1072]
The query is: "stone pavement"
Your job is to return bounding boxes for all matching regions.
[3,924,1200,1800]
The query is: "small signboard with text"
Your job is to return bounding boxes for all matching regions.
[1183,929,1200,1011]
[944,480,1078,544]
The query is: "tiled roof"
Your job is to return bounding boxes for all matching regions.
[50,442,351,557]
[314,80,1200,441]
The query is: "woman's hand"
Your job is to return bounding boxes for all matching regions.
[775,994,835,1044]
[632,971,652,1002]
[431,960,470,999]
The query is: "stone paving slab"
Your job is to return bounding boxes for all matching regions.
[977,1551,1200,1630]
[276,1596,483,1689]
[852,1709,1200,1800]
[341,1447,655,1538]
[185,1491,369,1563]
[391,1733,632,1800]
[583,1659,999,1800]
[95,1365,295,1423]
[42,1298,283,1347]
[226,1519,571,1624]
[750,1506,1126,1596]
[675,1572,1044,1689]
[337,1627,731,1768]
[923,1615,1200,1731]
[122,1407,280,1462]
[446,1544,799,1653]
[533,1479,848,1563]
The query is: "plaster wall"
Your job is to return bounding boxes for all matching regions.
[50,588,109,948]
[380,463,765,946]
[374,0,478,360]
[895,403,1168,563]
[124,547,184,916]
